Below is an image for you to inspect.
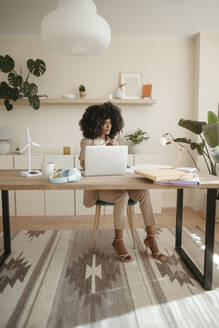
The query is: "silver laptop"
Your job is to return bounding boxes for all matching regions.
[84,146,128,176]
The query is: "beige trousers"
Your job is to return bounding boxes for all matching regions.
[97,189,156,229]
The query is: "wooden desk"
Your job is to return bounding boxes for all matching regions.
[1,170,219,290]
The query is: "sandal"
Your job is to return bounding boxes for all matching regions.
[144,234,168,263]
[112,238,133,263]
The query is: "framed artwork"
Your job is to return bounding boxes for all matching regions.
[120,72,142,99]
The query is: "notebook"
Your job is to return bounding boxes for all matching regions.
[83,145,128,176]
[134,168,195,182]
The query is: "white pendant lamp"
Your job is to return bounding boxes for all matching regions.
[41,0,111,56]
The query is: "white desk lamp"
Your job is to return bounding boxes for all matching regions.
[159,133,200,170]
[20,128,42,177]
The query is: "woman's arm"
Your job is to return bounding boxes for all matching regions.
[79,138,92,169]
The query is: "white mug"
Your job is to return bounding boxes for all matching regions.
[41,162,59,177]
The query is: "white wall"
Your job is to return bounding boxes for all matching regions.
[0,35,196,207]
[191,33,219,210]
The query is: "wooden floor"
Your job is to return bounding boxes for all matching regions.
[1,207,219,242]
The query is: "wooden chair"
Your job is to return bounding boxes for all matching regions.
[92,199,137,249]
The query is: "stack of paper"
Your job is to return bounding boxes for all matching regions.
[134,168,200,186]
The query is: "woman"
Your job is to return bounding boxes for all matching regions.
[79,102,167,263]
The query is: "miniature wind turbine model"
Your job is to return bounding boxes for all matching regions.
[20,128,42,177]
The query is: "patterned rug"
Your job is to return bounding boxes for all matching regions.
[1,227,219,328]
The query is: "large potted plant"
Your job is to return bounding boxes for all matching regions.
[173,110,219,219]
[174,111,219,175]
[0,55,46,110]
[125,128,150,153]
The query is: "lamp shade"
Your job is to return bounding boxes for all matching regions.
[159,137,167,146]
[41,0,111,56]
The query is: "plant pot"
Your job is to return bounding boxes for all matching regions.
[80,91,86,99]
[130,143,142,154]
[0,140,10,155]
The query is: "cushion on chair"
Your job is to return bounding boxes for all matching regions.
[95,199,137,206]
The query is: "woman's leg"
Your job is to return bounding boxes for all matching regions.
[97,190,132,262]
[127,189,167,262]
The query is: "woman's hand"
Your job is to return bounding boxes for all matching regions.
[105,138,114,146]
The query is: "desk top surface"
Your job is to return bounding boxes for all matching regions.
[0,170,219,190]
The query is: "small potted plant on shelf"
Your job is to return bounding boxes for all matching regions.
[125,128,150,153]
[0,54,46,110]
[79,84,86,99]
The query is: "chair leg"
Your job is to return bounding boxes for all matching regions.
[127,206,136,249]
[92,205,101,249]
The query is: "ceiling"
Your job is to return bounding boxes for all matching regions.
[1,0,219,38]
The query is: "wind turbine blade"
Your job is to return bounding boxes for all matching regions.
[26,127,31,140]
[20,143,29,153]
[32,142,42,147]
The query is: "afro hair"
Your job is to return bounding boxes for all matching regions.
[79,102,124,139]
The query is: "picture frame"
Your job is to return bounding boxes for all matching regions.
[120,72,142,99]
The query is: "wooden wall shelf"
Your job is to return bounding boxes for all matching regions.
[0,98,156,106]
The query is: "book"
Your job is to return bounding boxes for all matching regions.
[142,84,152,98]
[134,168,200,186]
[153,176,200,186]
[134,168,194,181]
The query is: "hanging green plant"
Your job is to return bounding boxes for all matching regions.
[0,55,46,110]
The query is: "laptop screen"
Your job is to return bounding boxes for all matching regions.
[84,146,128,176]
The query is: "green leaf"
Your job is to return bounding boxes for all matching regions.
[0,55,2,71]
[174,137,191,144]
[124,129,149,144]
[8,73,22,87]
[22,82,38,97]
[28,83,38,96]
[0,81,9,98]
[208,111,218,123]
[190,141,205,155]
[28,95,40,110]
[178,119,206,134]
[4,99,13,111]
[0,55,15,73]
[8,87,19,101]
[79,84,86,91]
[23,81,30,96]
[203,122,219,148]
[27,59,46,77]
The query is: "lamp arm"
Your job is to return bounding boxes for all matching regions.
[172,140,200,171]
[178,143,200,171]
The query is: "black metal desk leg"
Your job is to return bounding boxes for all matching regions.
[175,189,183,249]
[0,190,11,266]
[203,188,217,290]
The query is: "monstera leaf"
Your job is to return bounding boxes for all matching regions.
[27,59,46,77]
[8,86,19,101]
[0,55,15,73]
[28,95,40,110]
[4,99,13,111]
[22,82,38,97]
[8,73,23,87]
[0,81,9,98]
[203,122,219,148]
[178,119,206,135]
[0,54,46,110]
